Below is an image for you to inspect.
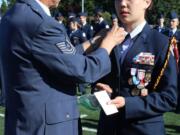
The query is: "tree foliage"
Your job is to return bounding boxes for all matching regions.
[1,0,179,25]
[1,0,8,15]
[58,0,180,25]
[8,0,16,8]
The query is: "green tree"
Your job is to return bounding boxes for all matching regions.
[147,0,180,25]
[1,0,8,15]
[8,0,16,8]
[57,0,180,25]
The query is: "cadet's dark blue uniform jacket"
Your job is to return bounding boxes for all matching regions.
[163,29,180,42]
[80,23,94,40]
[68,29,87,46]
[94,20,109,35]
[97,24,178,135]
[0,0,112,135]
[153,25,167,34]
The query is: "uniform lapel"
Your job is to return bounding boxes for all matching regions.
[112,46,121,77]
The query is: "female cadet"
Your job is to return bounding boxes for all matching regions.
[96,0,178,135]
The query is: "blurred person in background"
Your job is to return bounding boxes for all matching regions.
[68,17,87,46]
[93,9,110,35]
[79,12,94,40]
[111,14,119,27]
[154,13,167,33]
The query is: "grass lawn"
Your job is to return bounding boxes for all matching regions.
[0,106,180,135]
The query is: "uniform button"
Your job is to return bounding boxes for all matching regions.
[66,113,70,118]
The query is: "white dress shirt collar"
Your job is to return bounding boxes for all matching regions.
[99,17,104,24]
[35,0,51,16]
[172,28,177,34]
[129,21,146,39]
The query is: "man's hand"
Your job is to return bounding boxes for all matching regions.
[83,25,126,54]
[100,25,126,54]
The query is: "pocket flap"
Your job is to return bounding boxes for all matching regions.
[45,99,80,124]
[137,115,163,124]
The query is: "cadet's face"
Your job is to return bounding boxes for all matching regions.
[158,18,164,25]
[170,19,179,29]
[80,16,86,23]
[115,0,151,26]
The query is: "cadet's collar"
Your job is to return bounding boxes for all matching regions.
[82,21,87,26]
[171,28,177,34]
[35,0,51,16]
[99,17,104,23]
[129,21,146,39]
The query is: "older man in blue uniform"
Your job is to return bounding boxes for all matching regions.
[0,0,126,135]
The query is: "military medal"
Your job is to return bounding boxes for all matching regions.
[130,68,137,76]
[131,52,155,97]
[137,69,145,89]
[141,88,148,96]
[144,71,152,86]
[132,76,140,85]
[131,88,140,96]
[128,78,133,85]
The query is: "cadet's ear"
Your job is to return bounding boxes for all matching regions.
[145,0,153,10]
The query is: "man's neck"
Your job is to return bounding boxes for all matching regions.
[35,0,51,16]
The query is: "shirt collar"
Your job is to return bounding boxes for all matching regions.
[172,28,177,34]
[99,17,104,23]
[35,0,51,16]
[82,21,87,26]
[129,21,146,39]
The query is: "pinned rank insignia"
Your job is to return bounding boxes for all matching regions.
[129,52,155,96]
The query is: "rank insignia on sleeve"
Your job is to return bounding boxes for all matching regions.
[56,41,76,54]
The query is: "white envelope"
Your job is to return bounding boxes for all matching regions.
[94,91,118,115]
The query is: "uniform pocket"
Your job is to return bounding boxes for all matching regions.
[45,99,80,124]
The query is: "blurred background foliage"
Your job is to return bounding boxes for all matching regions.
[1,0,180,25]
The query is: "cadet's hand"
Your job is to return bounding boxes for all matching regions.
[100,25,126,54]
[95,83,112,94]
[107,96,125,109]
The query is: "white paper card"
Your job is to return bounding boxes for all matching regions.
[94,91,118,115]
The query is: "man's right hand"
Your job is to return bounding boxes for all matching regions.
[100,25,126,54]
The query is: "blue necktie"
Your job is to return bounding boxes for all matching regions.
[119,34,132,64]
